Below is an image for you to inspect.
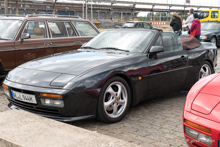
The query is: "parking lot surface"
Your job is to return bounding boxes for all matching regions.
[0,49,219,147]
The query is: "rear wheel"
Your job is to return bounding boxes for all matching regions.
[97,76,131,123]
[198,61,214,80]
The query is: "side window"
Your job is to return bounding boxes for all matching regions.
[136,23,143,28]
[211,11,218,18]
[23,21,47,39]
[144,23,151,29]
[72,21,98,36]
[64,22,76,37]
[161,32,183,52]
[154,35,163,46]
[48,22,68,38]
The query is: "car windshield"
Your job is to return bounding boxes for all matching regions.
[201,22,220,30]
[199,12,209,19]
[84,30,155,53]
[0,19,23,40]
[122,22,135,27]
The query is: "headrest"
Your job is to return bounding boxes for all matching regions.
[34,27,45,35]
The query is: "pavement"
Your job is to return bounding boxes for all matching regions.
[0,48,219,147]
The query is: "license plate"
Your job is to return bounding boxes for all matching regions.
[11,90,37,104]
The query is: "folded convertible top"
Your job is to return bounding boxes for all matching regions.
[181,37,201,50]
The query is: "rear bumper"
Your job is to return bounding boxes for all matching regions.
[183,110,220,147]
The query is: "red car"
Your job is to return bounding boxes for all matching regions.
[183,73,220,147]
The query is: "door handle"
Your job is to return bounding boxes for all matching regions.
[74,41,81,44]
[44,43,52,46]
[181,55,187,61]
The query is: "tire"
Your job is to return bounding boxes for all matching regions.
[197,61,214,81]
[210,37,217,46]
[97,76,131,123]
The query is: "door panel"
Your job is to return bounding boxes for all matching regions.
[147,50,188,90]
[0,41,15,70]
[15,39,53,66]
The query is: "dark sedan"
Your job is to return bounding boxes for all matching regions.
[182,21,220,46]
[122,21,162,31]
[3,29,217,123]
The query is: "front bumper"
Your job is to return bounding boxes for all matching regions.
[183,110,220,147]
[4,79,98,122]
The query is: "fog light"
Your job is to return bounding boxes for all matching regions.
[41,98,64,108]
[198,133,212,146]
[200,36,207,39]
[185,126,212,146]
[45,99,52,104]
[185,126,199,139]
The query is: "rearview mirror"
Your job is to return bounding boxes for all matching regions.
[149,46,164,54]
[20,33,30,40]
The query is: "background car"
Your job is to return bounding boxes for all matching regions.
[3,29,217,123]
[122,21,162,31]
[183,73,220,147]
[182,21,220,46]
[0,15,99,75]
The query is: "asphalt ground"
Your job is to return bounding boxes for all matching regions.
[0,48,220,147]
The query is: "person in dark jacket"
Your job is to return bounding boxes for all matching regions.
[170,13,182,32]
[190,13,201,41]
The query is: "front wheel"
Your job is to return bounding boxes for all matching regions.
[97,76,131,123]
[198,61,214,80]
[210,37,217,46]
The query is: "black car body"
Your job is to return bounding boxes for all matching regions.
[3,29,217,123]
[122,21,162,31]
[182,21,220,46]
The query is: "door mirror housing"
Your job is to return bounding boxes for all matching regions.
[20,33,30,40]
[149,46,164,54]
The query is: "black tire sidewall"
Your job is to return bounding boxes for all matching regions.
[97,76,131,123]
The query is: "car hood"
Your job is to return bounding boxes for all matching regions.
[191,75,220,123]
[7,50,132,88]
[201,30,217,36]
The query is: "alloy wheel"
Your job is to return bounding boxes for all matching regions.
[103,81,128,118]
[199,64,211,80]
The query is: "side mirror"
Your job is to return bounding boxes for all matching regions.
[20,33,30,40]
[149,46,164,54]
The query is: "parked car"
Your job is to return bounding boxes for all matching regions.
[122,21,162,31]
[181,21,220,46]
[3,29,217,123]
[0,15,99,75]
[183,73,220,147]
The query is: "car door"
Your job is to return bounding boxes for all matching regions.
[147,32,189,91]
[14,20,53,66]
[47,21,83,53]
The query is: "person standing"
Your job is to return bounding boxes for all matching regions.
[183,8,194,29]
[190,13,201,41]
[170,12,182,33]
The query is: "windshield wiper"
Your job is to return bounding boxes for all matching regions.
[99,47,130,52]
[81,46,99,50]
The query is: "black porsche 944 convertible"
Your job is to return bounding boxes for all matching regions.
[3,29,217,123]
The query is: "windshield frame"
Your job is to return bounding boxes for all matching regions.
[84,29,156,53]
[0,19,24,40]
